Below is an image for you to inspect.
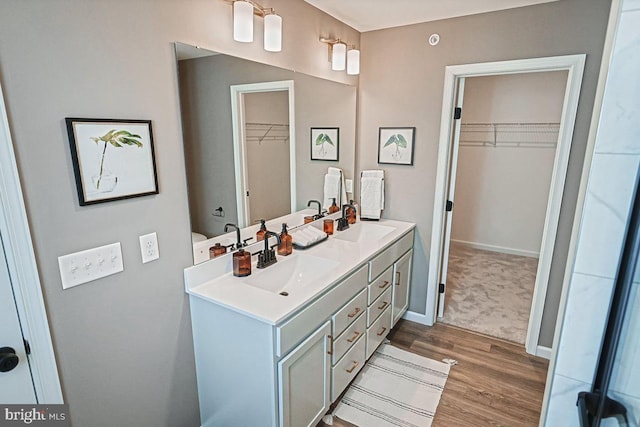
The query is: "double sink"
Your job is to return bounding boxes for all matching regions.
[239,222,395,297]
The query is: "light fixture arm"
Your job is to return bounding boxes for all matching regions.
[226,0,275,18]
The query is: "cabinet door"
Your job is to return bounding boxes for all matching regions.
[278,320,331,427]
[392,249,413,326]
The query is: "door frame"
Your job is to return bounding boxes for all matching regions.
[230,80,296,228]
[0,82,63,402]
[426,54,586,357]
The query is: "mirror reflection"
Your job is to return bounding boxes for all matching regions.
[175,43,357,264]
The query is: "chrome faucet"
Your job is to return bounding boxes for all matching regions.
[307,199,325,219]
[337,203,356,231]
[224,223,253,250]
[255,230,281,269]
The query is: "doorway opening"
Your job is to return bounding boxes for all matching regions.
[426,55,586,358]
[230,81,296,228]
[438,71,567,345]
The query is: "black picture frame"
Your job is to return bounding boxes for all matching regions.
[310,127,340,161]
[65,118,159,206]
[378,127,416,166]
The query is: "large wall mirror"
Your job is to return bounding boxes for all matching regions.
[174,43,357,264]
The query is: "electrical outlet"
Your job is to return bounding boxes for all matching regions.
[345,179,353,193]
[139,232,160,264]
[58,242,124,289]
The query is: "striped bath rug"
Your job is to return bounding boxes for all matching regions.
[333,344,450,427]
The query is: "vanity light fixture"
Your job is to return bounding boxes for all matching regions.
[230,0,282,52]
[320,37,359,75]
[347,47,360,75]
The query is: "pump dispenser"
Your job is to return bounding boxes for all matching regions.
[278,223,293,256]
[209,243,227,258]
[328,198,340,214]
[256,219,267,241]
[232,249,251,277]
[346,199,357,224]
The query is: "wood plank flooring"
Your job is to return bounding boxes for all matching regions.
[319,320,549,427]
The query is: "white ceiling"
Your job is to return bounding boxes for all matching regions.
[303,0,560,32]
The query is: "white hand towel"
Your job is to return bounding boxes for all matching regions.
[323,167,348,209]
[361,170,384,208]
[360,176,384,220]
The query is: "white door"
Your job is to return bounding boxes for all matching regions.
[278,321,331,427]
[437,78,465,318]
[0,231,37,403]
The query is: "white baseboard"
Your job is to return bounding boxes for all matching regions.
[401,310,433,326]
[451,239,539,258]
[536,345,552,360]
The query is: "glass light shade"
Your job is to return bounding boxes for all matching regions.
[264,14,282,52]
[233,1,254,43]
[331,42,347,71]
[347,49,360,75]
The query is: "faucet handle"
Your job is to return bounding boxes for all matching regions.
[242,237,254,247]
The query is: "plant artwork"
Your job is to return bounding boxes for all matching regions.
[66,118,158,205]
[315,132,335,157]
[378,127,415,165]
[310,127,339,161]
[91,129,144,192]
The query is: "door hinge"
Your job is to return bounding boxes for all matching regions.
[446,200,454,212]
[246,191,250,197]
[439,283,445,293]
[454,107,462,120]
[23,339,31,355]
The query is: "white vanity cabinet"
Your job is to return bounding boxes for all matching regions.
[186,223,415,427]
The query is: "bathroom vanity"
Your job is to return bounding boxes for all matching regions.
[184,218,414,427]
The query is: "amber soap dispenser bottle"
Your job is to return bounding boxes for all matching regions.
[328,198,340,214]
[256,219,267,241]
[232,249,251,277]
[278,223,293,256]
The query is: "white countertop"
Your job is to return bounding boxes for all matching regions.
[185,218,415,325]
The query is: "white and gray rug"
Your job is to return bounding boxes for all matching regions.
[440,243,538,344]
[333,344,450,427]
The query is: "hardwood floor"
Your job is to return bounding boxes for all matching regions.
[320,320,549,427]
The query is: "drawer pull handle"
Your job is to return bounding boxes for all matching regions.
[378,280,389,289]
[377,301,389,310]
[327,335,333,355]
[396,271,401,285]
[347,307,361,318]
[377,327,388,337]
[346,331,361,343]
[346,360,359,374]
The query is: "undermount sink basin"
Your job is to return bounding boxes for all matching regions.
[334,223,395,243]
[242,254,339,295]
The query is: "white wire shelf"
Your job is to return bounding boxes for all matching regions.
[245,122,290,144]
[459,122,560,148]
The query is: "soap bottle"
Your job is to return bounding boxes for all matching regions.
[209,243,227,258]
[232,249,251,277]
[347,199,357,224]
[278,223,293,256]
[328,198,340,214]
[256,219,267,241]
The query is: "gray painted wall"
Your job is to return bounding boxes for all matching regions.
[0,0,358,425]
[178,54,357,239]
[357,0,611,347]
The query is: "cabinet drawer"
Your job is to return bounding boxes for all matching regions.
[368,266,393,305]
[277,265,367,357]
[332,288,367,338]
[368,230,414,282]
[366,306,392,360]
[331,334,366,402]
[332,312,366,365]
[367,287,392,327]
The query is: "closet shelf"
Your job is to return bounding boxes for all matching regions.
[245,122,290,144]
[459,122,560,148]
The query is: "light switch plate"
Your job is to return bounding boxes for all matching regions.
[139,232,160,263]
[345,179,353,193]
[58,242,124,290]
